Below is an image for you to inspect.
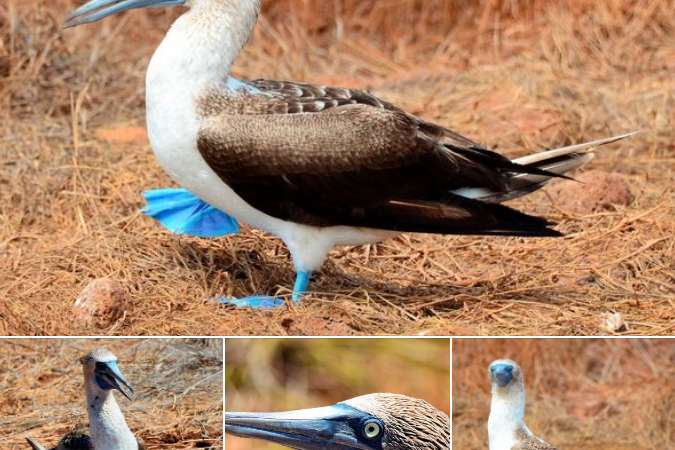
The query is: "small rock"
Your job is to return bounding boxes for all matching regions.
[72,279,131,328]
[548,170,633,214]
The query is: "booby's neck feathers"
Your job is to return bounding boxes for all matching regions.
[488,360,529,450]
[150,0,260,93]
[84,375,136,450]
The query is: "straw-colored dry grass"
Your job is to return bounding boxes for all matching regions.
[0,338,224,449]
[453,339,675,450]
[1,0,673,336]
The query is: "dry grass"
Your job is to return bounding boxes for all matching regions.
[453,338,675,450]
[0,338,224,449]
[1,0,674,336]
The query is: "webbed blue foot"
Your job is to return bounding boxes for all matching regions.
[220,296,286,309]
[142,188,238,238]
[220,271,312,309]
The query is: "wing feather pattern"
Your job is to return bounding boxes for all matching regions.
[197,81,562,236]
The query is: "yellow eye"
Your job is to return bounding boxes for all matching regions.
[364,421,381,438]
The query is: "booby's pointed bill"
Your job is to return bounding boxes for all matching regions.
[94,361,134,401]
[490,363,514,387]
[64,0,186,28]
[225,403,386,450]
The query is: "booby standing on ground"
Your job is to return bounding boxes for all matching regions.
[488,359,560,450]
[225,393,451,450]
[64,0,636,308]
[25,348,145,450]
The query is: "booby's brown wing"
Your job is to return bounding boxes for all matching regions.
[512,429,560,450]
[25,427,91,450]
[26,428,144,450]
[513,440,560,450]
[135,435,146,450]
[55,428,92,450]
[198,84,560,236]
[247,79,486,150]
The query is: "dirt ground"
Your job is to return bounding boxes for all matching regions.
[225,338,450,450]
[453,338,675,450]
[0,338,223,449]
[1,0,674,336]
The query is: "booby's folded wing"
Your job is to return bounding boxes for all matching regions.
[247,79,489,150]
[26,427,92,450]
[198,104,560,236]
[512,429,560,450]
[25,429,144,450]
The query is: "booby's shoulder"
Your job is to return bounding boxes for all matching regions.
[200,78,481,150]
[56,427,92,450]
[512,427,560,450]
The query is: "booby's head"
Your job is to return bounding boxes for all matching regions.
[488,359,525,393]
[64,0,262,28]
[225,393,450,450]
[82,348,134,401]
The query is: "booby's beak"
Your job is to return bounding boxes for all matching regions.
[94,361,134,401]
[64,0,187,28]
[491,363,514,387]
[225,403,386,450]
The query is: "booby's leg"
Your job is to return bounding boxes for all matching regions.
[220,271,312,309]
[292,271,311,302]
[142,188,239,238]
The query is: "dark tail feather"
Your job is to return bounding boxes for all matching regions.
[346,196,562,237]
[452,131,638,204]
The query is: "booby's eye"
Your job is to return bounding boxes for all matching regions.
[363,421,382,439]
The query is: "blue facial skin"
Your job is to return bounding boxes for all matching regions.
[225,403,386,450]
[491,364,514,387]
[94,361,133,400]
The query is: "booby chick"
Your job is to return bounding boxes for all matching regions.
[64,0,636,308]
[25,348,145,450]
[226,393,450,450]
[488,359,559,450]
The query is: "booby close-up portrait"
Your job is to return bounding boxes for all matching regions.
[488,359,559,450]
[25,348,145,450]
[226,393,451,450]
[61,0,635,308]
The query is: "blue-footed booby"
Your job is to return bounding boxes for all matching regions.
[488,359,559,450]
[225,393,451,450]
[25,348,145,450]
[64,0,636,308]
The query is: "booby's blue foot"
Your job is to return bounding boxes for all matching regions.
[220,296,286,309]
[220,271,312,309]
[142,188,239,238]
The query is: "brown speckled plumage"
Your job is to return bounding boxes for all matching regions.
[512,428,559,450]
[343,393,451,450]
[197,80,562,235]
[26,427,145,450]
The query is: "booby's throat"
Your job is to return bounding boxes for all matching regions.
[148,0,261,94]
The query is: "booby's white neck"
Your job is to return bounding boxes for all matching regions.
[145,0,261,185]
[148,0,260,96]
[488,384,530,450]
[85,378,137,450]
